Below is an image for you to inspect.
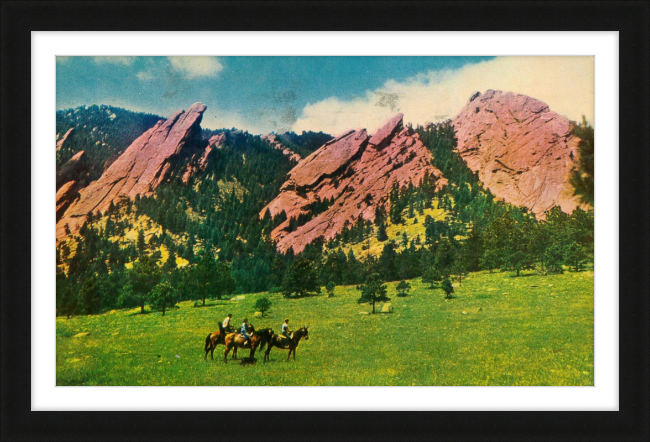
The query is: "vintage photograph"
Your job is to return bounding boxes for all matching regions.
[55,56,594,386]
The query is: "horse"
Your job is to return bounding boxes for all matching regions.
[231,327,274,360]
[264,326,309,362]
[204,321,229,360]
[223,326,274,363]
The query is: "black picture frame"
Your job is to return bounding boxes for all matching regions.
[2,1,648,441]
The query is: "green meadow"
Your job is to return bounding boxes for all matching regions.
[56,269,594,386]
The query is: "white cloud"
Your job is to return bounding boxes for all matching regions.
[293,57,594,135]
[135,70,154,81]
[92,56,136,66]
[56,56,71,63]
[167,56,223,79]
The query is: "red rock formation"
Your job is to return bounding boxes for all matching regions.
[262,113,446,254]
[56,181,79,222]
[56,151,86,190]
[208,133,227,149]
[453,90,584,217]
[56,103,207,239]
[261,134,302,163]
[56,128,74,151]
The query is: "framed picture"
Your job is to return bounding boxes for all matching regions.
[2,1,648,441]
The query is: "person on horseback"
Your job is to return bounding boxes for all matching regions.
[240,318,253,347]
[222,314,233,333]
[281,318,294,349]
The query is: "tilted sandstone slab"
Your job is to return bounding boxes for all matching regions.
[56,128,74,151]
[56,151,86,190]
[56,103,207,239]
[453,90,584,217]
[56,180,79,223]
[261,134,302,163]
[262,113,446,254]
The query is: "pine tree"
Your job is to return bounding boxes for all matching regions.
[137,229,146,255]
[376,222,388,242]
[149,282,178,316]
[356,273,389,314]
[282,258,320,298]
[441,278,454,299]
[396,280,411,297]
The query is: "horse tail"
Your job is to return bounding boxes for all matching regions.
[205,333,212,352]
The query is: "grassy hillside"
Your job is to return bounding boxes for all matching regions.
[56,269,593,386]
[337,204,447,260]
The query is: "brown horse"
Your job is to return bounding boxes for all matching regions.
[264,326,309,362]
[204,322,227,360]
[223,327,274,363]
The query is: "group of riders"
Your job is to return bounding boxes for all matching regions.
[222,313,294,348]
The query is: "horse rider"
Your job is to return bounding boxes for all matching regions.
[281,318,294,348]
[222,313,233,333]
[240,318,253,347]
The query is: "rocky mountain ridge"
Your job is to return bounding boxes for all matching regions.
[262,113,447,253]
[56,103,208,239]
[261,134,302,163]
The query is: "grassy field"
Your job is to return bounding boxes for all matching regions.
[56,269,594,386]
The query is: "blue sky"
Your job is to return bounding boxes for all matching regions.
[56,56,593,135]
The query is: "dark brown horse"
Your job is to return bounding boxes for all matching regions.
[223,327,274,363]
[264,326,309,362]
[232,327,274,360]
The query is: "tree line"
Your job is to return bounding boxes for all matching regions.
[56,119,593,317]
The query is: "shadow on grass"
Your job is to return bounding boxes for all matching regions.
[129,310,153,316]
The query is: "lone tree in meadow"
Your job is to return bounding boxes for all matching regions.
[441,278,454,300]
[325,281,336,298]
[253,297,272,317]
[357,273,389,314]
[149,282,178,316]
[422,268,443,289]
[451,263,467,285]
[282,258,321,298]
[396,280,411,297]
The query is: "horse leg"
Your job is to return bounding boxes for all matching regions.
[293,348,296,361]
[233,346,238,360]
[210,343,214,360]
[224,345,231,364]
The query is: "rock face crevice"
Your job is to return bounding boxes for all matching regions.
[56,103,208,239]
[453,90,585,217]
[262,113,447,254]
